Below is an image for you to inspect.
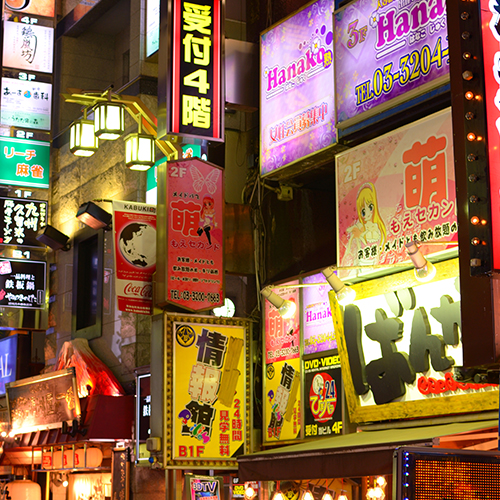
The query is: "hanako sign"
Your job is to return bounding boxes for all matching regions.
[333,259,499,424]
[0,136,50,189]
[168,316,249,465]
[165,158,224,312]
[112,201,156,315]
[336,108,456,281]
[0,197,47,247]
[167,0,223,141]
[334,0,449,127]
[6,368,80,433]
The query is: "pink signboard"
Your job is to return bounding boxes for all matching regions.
[336,108,457,277]
[302,273,336,355]
[112,201,157,315]
[265,281,300,364]
[335,0,449,127]
[481,0,500,269]
[260,0,337,177]
[166,158,224,311]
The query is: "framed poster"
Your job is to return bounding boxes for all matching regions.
[260,0,337,177]
[165,313,251,468]
[334,0,449,127]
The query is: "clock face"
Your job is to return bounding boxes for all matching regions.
[213,298,235,317]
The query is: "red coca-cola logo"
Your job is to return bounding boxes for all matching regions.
[123,283,152,298]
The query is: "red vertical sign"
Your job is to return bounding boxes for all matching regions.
[166,158,224,311]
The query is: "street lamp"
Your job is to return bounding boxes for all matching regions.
[69,108,98,157]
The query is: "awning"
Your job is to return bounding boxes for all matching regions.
[237,419,498,481]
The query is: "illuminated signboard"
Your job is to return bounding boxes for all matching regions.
[112,201,156,315]
[0,336,18,395]
[334,259,499,424]
[165,157,224,312]
[1,77,52,130]
[481,0,500,270]
[3,0,55,18]
[260,0,337,177]
[303,352,342,438]
[146,0,160,57]
[0,258,46,309]
[2,21,54,74]
[0,136,50,188]
[394,447,500,500]
[186,475,223,500]
[334,0,449,128]
[136,373,151,462]
[264,281,301,444]
[167,315,250,465]
[166,0,223,141]
[0,197,47,247]
[302,272,335,354]
[336,108,456,282]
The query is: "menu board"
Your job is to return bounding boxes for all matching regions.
[1,77,52,130]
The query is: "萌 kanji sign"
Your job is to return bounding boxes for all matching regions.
[336,108,456,281]
[0,136,50,189]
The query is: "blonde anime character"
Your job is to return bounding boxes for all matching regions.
[346,182,387,264]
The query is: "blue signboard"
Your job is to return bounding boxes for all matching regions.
[0,336,18,395]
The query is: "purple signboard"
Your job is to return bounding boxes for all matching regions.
[260,0,337,177]
[302,272,336,355]
[334,0,449,127]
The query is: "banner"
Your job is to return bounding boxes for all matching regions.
[166,157,224,311]
[260,0,337,176]
[335,0,449,127]
[173,321,246,460]
[112,201,156,315]
[336,108,456,279]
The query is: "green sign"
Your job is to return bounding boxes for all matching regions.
[0,136,50,189]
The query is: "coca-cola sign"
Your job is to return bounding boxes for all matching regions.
[112,201,157,315]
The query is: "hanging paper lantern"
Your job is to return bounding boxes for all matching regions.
[7,479,41,500]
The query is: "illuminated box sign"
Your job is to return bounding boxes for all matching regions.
[146,0,160,57]
[165,158,224,312]
[3,0,55,18]
[171,319,248,462]
[0,197,47,247]
[481,0,500,270]
[302,272,336,354]
[0,336,18,395]
[334,0,449,128]
[6,368,80,433]
[3,21,54,74]
[303,353,342,438]
[0,258,46,309]
[334,260,499,424]
[168,0,223,141]
[394,448,500,500]
[186,475,223,500]
[260,0,337,177]
[1,77,52,130]
[336,109,456,281]
[0,136,50,188]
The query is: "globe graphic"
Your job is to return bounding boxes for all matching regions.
[119,223,156,268]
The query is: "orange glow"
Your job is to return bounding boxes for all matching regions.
[467,133,476,141]
[471,216,480,225]
[465,91,474,100]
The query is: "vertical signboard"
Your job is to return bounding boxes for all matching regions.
[165,0,223,141]
[170,317,249,464]
[165,157,224,312]
[0,197,47,246]
[260,0,337,177]
[264,281,301,443]
[0,336,18,395]
[336,109,456,280]
[112,201,156,315]
[334,0,449,127]
[0,137,50,188]
[111,448,130,500]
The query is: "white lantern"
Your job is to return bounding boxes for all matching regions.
[7,479,41,500]
[69,109,98,157]
[125,132,155,171]
[94,101,125,140]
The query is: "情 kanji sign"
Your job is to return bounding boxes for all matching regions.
[166,157,224,312]
[167,0,223,141]
[0,197,47,247]
[0,136,50,189]
[172,320,246,462]
[334,259,499,423]
[336,108,456,281]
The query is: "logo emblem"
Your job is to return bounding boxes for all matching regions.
[176,324,195,347]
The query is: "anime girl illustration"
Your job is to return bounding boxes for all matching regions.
[197,195,216,244]
[346,182,387,265]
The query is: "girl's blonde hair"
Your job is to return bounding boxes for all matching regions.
[356,182,387,247]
